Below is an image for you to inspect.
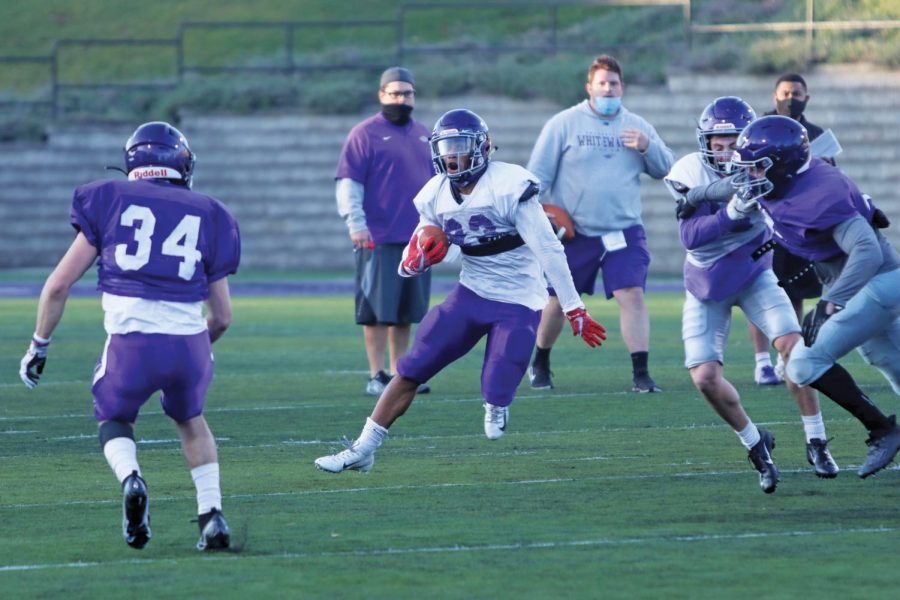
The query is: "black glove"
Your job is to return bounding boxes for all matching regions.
[675,197,695,220]
[675,175,738,220]
[801,300,840,347]
[872,208,890,229]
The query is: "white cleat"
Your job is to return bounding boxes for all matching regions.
[483,403,508,440]
[315,441,375,474]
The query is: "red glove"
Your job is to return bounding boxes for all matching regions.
[419,231,449,266]
[400,232,447,276]
[566,307,607,348]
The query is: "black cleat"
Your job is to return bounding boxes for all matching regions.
[748,429,780,493]
[806,438,839,478]
[859,416,900,479]
[529,362,554,390]
[632,373,662,393]
[122,471,151,549]
[197,508,231,551]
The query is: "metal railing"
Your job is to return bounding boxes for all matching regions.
[1,0,897,120]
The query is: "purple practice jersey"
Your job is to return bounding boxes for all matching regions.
[71,179,241,301]
[759,159,874,262]
[335,113,432,244]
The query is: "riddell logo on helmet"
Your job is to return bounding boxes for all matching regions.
[128,166,181,180]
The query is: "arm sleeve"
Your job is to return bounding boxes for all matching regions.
[679,204,747,250]
[686,175,736,204]
[823,215,882,306]
[526,118,564,197]
[640,126,675,179]
[335,178,367,234]
[515,196,583,313]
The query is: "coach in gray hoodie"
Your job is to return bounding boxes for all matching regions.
[526,54,674,394]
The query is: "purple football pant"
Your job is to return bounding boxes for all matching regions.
[92,331,214,423]
[550,224,650,299]
[397,284,541,407]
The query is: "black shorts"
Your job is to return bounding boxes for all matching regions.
[355,243,431,326]
[772,244,822,302]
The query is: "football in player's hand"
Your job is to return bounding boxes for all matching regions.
[543,205,575,241]
[418,225,448,252]
[417,225,449,266]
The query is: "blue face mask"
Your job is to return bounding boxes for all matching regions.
[593,96,621,116]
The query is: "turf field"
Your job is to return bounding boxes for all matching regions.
[1,288,898,598]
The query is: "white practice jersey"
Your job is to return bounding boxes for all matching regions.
[409,161,582,312]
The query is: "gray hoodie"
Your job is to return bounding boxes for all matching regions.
[527,100,674,236]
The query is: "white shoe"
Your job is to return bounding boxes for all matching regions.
[754,364,782,385]
[483,403,508,440]
[315,441,375,473]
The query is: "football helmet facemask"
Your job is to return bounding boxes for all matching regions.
[732,115,810,203]
[430,109,492,189]
[696,96,756,176]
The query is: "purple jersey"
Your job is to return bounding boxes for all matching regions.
[679,202,772,302]
[760,159,874,262]
[335,113,432,244]
[71,179,241,302]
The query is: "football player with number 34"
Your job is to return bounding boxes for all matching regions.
[732,115,900,479]
[19,122,240,551]
[315,109,606,474]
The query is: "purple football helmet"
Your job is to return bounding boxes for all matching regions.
[124,121,195,188]
[732,115,810,202]
[696,96,756,176]
[430,109,492,189]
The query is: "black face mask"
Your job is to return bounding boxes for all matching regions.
[775,97,807,119]
[381,104,414,125]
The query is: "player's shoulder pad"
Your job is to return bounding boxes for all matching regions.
[664,154,709,199]
[487,162,538,201]
[518,180,540,203]
[412,173,445,211]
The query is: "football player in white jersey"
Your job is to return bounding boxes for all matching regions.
[664,97,838,493]
[315,109,606,474]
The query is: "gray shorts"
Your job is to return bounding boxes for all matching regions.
[683,269,798,369]
[355,243,431,326]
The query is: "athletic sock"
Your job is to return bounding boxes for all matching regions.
[533,346,551,367]
[801,413,827,442]
[631,351,649,377]
[755,352,773,368]
[810,363,892,432]
[103,437,141,483]
[736,421,761,451]
[355,417,388,454]
[191,463,222,515]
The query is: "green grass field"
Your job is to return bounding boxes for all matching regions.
[1,290,898,598]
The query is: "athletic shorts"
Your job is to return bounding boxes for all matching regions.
[92,331,213,423]
[549,224,650,300]
[683,269,798,369]
[788,268,900,387]
[397,284,541,407]
[355,243,431,326]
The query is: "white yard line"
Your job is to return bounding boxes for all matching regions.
[1,526,896,572]
[5,465,894,511]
